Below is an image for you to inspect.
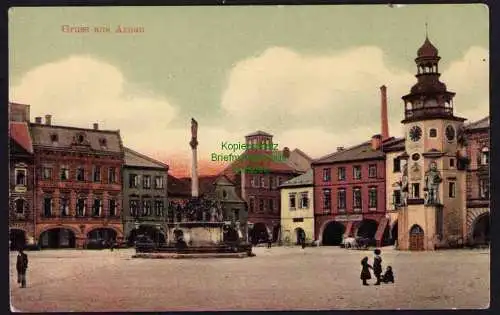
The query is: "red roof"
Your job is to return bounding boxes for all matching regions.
[9,122,33,154]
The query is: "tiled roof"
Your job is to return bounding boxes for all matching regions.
[30,123,122,153]
[280,169,313,187]
[167,175,191,196]
[465,116,489,130]
[313,141,385,165]
[177,175,235,196]
[9,122,33,154]
[382,137,405,152]
[245,130,273,137]
[229,151,298,173]
[285,148,312,172]
[124,147,168,169]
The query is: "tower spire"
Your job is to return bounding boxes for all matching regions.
[425,21,428,38]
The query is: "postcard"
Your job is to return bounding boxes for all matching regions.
[8,4,489,312]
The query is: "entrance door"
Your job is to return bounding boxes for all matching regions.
[409,225,424,251]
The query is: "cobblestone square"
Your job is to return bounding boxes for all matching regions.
[10,246,489,312]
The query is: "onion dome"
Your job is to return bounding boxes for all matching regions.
[417,37,439,58]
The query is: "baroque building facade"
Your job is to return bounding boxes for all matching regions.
[391,36,469,250]
[9,103,36,250]
[31,115,125,248]
[122,147,169,245]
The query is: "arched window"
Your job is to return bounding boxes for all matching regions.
[481,147,489,165]
[15,198,25,214]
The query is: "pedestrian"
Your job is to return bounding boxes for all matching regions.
[301,234,306,249]
[267,234,272,248]
[382,266,395,283]
[373,248,383,285]
[360,256,372,286]
[110,241,115,252]
[16,248,28,288]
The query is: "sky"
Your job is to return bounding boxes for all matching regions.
[9,4,489,177]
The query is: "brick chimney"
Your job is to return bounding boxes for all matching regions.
[45,114,52,125]
[34,117,42,124]
[93,123,99,130]
[337,146,345,152]
[380,85,389,140]
[371,134,382,151]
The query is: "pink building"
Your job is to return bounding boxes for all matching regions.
[312,135,391,246]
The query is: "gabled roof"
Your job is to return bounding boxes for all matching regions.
[245,130,273,137]
[465,116,489,130]
[124,147,169,169]
[30,123,122,153]
[313,141,385,165]
[280,169,313,188]
[177,175,237,196]
[9,122,33,154]
[285,148,313,172]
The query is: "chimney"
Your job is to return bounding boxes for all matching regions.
[45,114,52,125]
[380,85,389,140]
[93,123,99,130]
[337,146,345,152]
[35,117,42,124]
[371,134,382,151]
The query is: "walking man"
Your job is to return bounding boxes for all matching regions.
[373,248,383,285]
[16,248,28,288]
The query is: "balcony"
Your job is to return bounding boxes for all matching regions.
[404,107,453,121]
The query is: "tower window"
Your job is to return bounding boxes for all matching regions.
[411,183,420,198]
[449,158,455,168]
[449,182,456,198]
[429,128,437,138]
[393,158,401,173]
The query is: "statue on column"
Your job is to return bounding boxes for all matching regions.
[400,163,409,206]
[190,118,198,149]
[424,161,442,205]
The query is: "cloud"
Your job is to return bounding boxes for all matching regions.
[441,46,489,122]
[221,45,489,157]
[10,46,489,176]
[10,55,178,154]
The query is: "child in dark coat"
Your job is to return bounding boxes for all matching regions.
[373,249,383,285]
[382,266,395,283]
[360,256,372,286]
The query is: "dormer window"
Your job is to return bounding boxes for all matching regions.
[77,134,85,144]
[99,138,107,148]
[50,134,58,143]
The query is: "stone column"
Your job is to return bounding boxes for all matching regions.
[190,118,199,198]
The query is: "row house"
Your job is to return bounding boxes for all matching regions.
[312,135,388,246]
[222,131,311,243]
[464,117,490,245]
[279,169,314,245]
[9,103,36,250]
[31,115,125,249]
[122,147,169,245]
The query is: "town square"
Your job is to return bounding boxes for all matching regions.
[10,247,490,312]
[8,4,489,312]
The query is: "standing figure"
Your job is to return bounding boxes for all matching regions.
[16,249,28,288]
[373,249,383,285]
[400,164,409,206]
[424,161,442,205]
[360,256,372,286]
[267,233,272,248]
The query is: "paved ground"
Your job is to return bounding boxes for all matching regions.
[10,246,489,312]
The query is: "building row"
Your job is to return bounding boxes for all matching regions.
[9,35,489,251]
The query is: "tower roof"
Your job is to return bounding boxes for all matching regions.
[417,36,439,58]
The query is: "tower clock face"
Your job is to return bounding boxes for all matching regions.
[446,125,455,141]
[409,126,422,142]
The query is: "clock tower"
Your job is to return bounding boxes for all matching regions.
[397,35,468,250]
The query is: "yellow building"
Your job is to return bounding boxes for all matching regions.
[279,169,314,245]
